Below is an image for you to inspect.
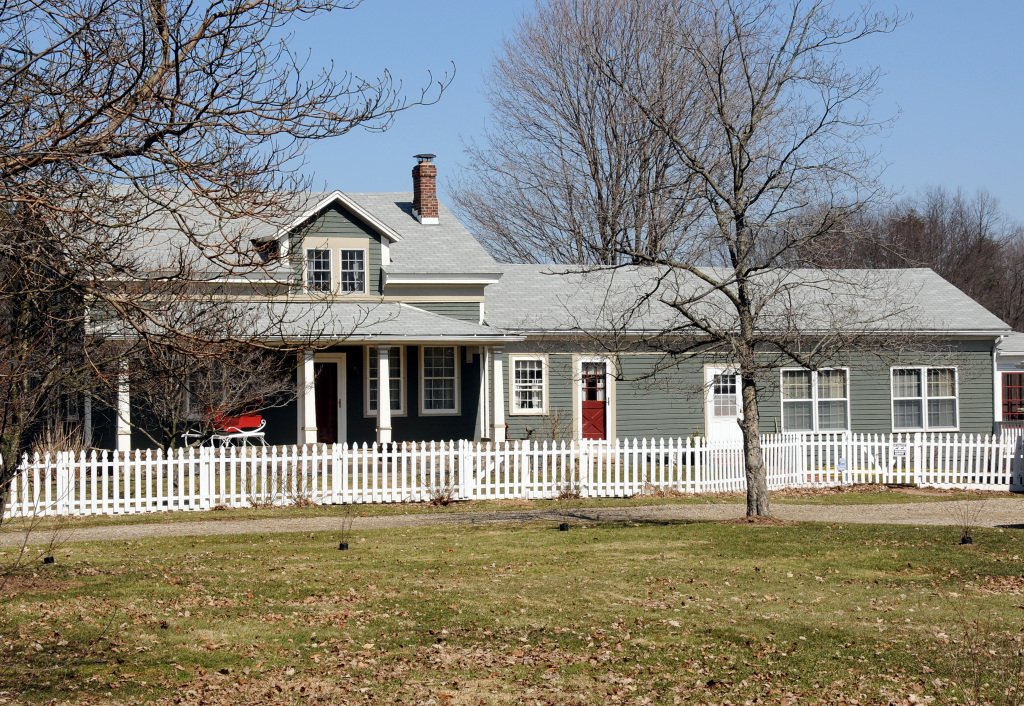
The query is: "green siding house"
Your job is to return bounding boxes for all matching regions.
[102,156,1014,450]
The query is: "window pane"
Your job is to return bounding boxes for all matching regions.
[927,368,956,398]
[305,249,331,292]
[893,399,923,429]
[423,379,455,409]
[423,347,456,411]
[368,348,402,412]
[339,250,365,293]
[782,370,812,400]
[514,359,544,411]
[818,370,847,399]
[928,398,957,428]
[582,362,606,402]
[712,373,738,417]
[892,369,921,398]
[783,401,813,432]
[818,400,848,430]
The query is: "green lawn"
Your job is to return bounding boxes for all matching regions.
[2,517,1023,704]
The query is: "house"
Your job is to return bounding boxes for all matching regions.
[89,155,1013,450]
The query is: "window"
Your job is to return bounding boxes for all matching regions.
[339,249,365,293]
[781,369,849,433]
[712,372,738,418]
[366,346,405,416]
[510,356,547,414]
[421,346,459,414]
[891,367,958,431]
[305,249,331,292]
[1003,372,1024,422]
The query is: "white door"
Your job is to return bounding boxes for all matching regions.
[705,366,742,443]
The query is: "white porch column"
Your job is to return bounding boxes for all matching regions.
[377,345,392,444]
[491,346,506,443]
[116,365,131,452]
[297,350,317,445]
[478,348,490,440]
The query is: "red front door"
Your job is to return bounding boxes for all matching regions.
[581,362,607,440]
[314,362,338,444]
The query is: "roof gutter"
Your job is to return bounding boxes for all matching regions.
[383,271,504,286]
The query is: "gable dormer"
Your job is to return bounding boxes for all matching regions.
[272,191,402,296]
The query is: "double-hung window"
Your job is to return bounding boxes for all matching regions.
[421,346,458,414]
[305,249,331,292]
[781,369,849,433]
[892,367,958,431]
[366,346,405,416]
[510,356,547,414]
[339,250,365,293]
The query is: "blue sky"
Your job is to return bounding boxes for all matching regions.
[291,0,1024,222]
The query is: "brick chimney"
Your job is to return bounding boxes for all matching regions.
[411,153,439,225]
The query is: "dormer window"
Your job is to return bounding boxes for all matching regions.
[306,249,331,292]
[339,250,365,293]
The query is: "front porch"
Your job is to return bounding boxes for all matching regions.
[107,342,516,451]
[291,343,514,447]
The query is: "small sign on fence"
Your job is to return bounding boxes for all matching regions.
[892,443,908,458]
[837,458,847,471]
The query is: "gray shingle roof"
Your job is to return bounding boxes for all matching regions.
[254,300,516,342]
[484,265,1010,337]
[342,192,499,274]
[129,191,499,278]
[998,332,1024,354]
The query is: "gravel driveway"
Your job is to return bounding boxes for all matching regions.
[3,497,1023,546]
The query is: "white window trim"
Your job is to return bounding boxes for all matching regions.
[890,366,960,432]
[338,248,368,295]
[779,367,850,433]
[419,345,460,416]
[364,346,407,418]
[508,354,548,416]
[304,247,332,293]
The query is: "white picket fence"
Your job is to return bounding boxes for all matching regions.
[5,432,1024,518]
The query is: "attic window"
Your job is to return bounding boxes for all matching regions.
[252,238,280,262]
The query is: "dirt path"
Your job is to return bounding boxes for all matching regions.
[3,497,1023,546]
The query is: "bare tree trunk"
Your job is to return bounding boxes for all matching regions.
[739,373,770,517]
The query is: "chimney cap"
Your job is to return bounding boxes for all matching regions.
[413,153,436,163]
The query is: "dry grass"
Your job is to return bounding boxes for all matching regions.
[1,520,1023,703]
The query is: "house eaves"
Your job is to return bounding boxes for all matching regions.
[383,271,503,286]
[278,190,403,253]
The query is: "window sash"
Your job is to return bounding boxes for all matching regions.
[781,369,849,433]
[422,347,457,413]
[367,347,404,414]
[712,373,738,418]
[892,367,958,431]
[512,358,545,413]
[339,249,365,293]
[305,249,331,292]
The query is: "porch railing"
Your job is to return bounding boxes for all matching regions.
[5,432,1024,518]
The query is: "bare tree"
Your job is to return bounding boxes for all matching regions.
[599,0,905,516]
[113,344,296,451]
[807,187,1024,330]
[0,0,448,518]
[467,0,903,516]
[451,0,703,265]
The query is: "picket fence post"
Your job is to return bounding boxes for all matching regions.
[199,446,211,510]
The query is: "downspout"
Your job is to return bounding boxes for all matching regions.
[995,335,1007,434]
